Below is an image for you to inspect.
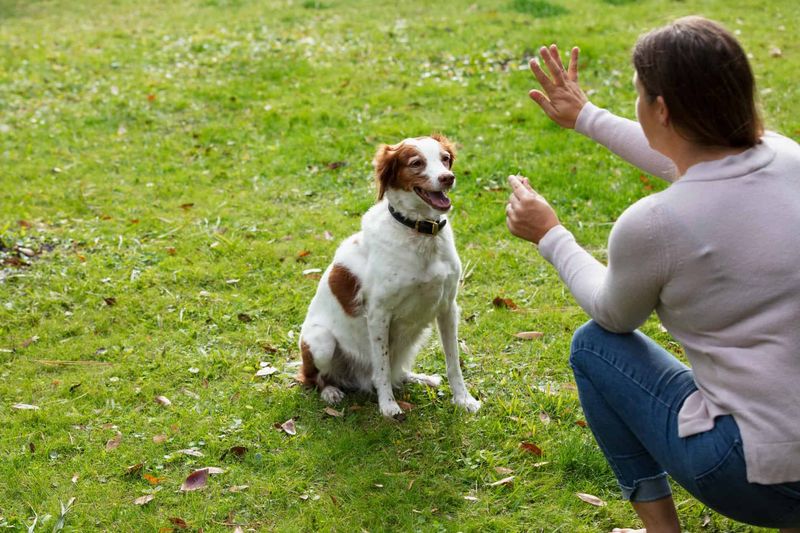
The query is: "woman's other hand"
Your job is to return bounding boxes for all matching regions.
[529,44,588,129]
[506,175,560,244]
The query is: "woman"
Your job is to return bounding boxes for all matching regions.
[505,16,800,532]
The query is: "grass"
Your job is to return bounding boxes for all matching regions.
[1,0,798,530]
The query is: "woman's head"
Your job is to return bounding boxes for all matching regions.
[632,16,762,148]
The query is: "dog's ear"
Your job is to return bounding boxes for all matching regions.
[373,143,399,201]
[431,133,456,168]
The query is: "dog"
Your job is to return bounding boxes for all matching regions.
[298,134,481,419]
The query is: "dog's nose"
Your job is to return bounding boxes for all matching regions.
[438,172,455,188]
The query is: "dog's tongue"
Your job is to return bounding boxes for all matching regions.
[428,191,451,210]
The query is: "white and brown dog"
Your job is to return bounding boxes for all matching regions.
[298,134,480,419]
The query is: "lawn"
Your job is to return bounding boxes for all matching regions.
[1,0,798,531]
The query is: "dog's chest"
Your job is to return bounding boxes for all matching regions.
[375,256,458,316]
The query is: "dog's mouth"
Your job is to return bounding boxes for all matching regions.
[414,187,452,211]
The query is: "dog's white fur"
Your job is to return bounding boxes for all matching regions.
[298,135,480,419]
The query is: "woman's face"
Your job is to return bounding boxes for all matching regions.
[634,71,665,152]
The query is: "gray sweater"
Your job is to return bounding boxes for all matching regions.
[538,102,800,484]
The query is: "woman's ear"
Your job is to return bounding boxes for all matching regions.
[655,95,670,127]
[373,143,398,200]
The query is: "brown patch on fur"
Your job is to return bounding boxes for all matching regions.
[373,142,426,200]
[431,133,457,169]
[328,264,362,316]
[298,339,319,387]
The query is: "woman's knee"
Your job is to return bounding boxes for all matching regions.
[570,320,610,368]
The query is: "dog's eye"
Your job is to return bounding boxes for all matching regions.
[409,159,423,168]
[441,154,451,166]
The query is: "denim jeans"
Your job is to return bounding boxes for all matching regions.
[569,320,800,528]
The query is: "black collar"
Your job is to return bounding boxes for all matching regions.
[388,204,447,236]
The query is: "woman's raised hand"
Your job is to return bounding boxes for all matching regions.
[529,44,588,129]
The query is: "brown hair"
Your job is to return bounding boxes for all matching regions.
[632,16,763,148]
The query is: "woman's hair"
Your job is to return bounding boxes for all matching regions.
[632,16,763,148]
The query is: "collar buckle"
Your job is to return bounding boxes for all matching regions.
[415,219,440,235]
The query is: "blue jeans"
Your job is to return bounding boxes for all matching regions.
[570,320,800,529]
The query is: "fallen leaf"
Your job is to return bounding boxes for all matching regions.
[228,485,249,493]
[280,419,297,436]
[575,420,587,428]
[701,514,712,527]
[323,406,343,417]
[396,400,414,411]
[133,494,154,506]
[106,433,122,450]
[533,461,550,468]
[169,517,188,529]
[492,297,518,310]
[166,247,177,256]
[12,403,39,410]
[179,203,194,210]
[488,476,514,487]
[153,434,167,444]
[237,313,252,323]
[103,297,117,306]
[221,446,248,460]
[255,366,278,377]
[206,466,225,475]
[71,473,79,483]
[494,467,514,475]
[326,161,347,170]
[180,468,209,491]
[463,495,479,502]
[520,442,542,456]
[175,448,204,457]
[514,331,543,340]
[147,93,156,102]
[323,230,334,241]
[20,335,39,348]
[297,250,311,259]
[348,404,363,411]
[539,411,551,425]
[143,473,163,485]
[770,46,782,58]
[155,395,172,406]
[125,463,144,476]
[576,492,606,506]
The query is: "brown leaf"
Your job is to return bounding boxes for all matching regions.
[155,395,172,406]
[280,419,297,436]
[166,247,177,256]
[492,297,518,310]
[575,420,587,428]
[143,473,163,485]
[125,463,144,476]
[103,297,117,306]
[147,93,157,102]
[106,433,122,450]
[326,161,348,170]
[20,336,39,348]
[175,448,204,457]
[520,442,542,456]
[514,331,543,340]
[169,517,188,529]
[133,494,154,506]
[323,406,343,417]
[576,492,606,507]
[488,476,514,487]
[222,446,248,460]
[396,400,414,411]
[494,467,514,475]
[28,442,35,453]
[179,203,194,210]
[180,468,209,491]
[237,313,252,323]
[153,434,167,444]
[228,485,249,493]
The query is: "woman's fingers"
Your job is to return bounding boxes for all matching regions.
[529,58,556,94]
[549,44,566,72]
[540,46,566,85]
[567,46,580,82]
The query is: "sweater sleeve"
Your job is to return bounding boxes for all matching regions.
[538,197,668,332]
[575,102,677,182]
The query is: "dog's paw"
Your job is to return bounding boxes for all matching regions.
[453,394,481,413]
[320,386,345,405]
[379,400,405,420]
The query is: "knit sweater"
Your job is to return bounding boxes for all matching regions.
[538,102,800,484]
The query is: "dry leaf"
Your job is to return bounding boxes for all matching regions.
[280,419,296,435]
[533,461,550,468]
[12,403,39,410]
[539,412,551,425]
[106,433,122,450]
[221,446,248,460]
[175,448,204,457]
[228,485,249,493]
[492,297,518,310]
[514,331,543,340]
[770,46,782,58]
[133,494,154,506]
[396,400,414,411]
[488,476,514,487]
[520,442,543,456]
[575,420,587,428]
[180,468,209,491]
[155,395,172,406]
[179,203,194,210]
[169,517,188,529]
[463,495,479,502]
[494,467,514,475]
[237,313,252,323]
[576,492,606,507]
[143,474,163,485]
[153,434,167,444]
[323,407,343,417]
[125,463,144,476]
[255,366,278,377]
[206,466,225,475]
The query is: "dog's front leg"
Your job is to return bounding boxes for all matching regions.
[367,310,403,420]
[437,304,481,413]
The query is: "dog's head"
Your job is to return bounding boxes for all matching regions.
[373,134,457,218]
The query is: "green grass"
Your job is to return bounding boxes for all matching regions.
[1,0,798,530]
